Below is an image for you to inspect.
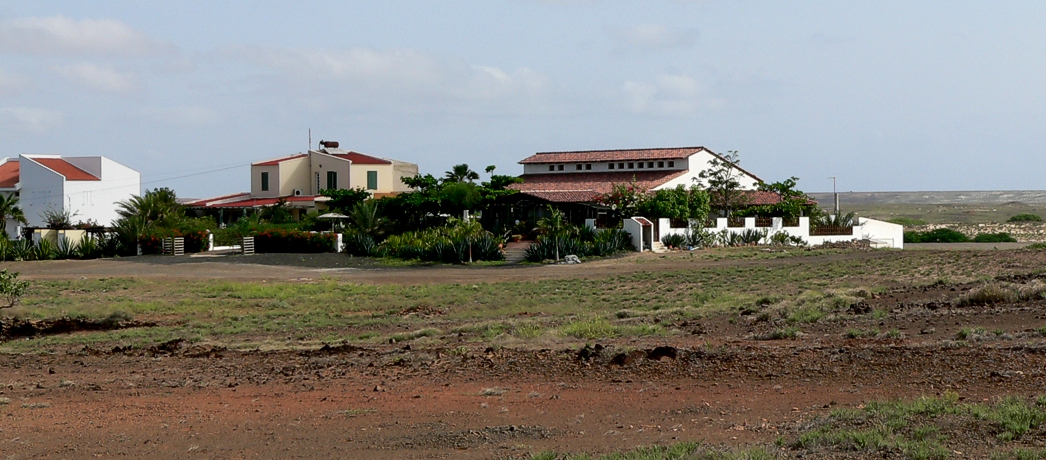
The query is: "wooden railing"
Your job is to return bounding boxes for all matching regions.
[782,217,800,227]
[810,225,853,236]
[727,217,746,228]
[754,217,773,228]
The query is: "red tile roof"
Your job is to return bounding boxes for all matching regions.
[0,161,19,188]
[520,190,604,203]
[253,154,308,166]
[738,190,787,206]
[33,158,99,181]
[192,195,320,208]
[519,147,708,164]
[510,171,688,199]
[330,151,392,165]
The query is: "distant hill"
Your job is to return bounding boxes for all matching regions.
[808,191,1046,205]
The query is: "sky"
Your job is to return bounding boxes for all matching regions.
[1,1,1044,197]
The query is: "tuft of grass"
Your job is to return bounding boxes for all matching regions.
[560,317,619,340]
[756,327,800,340]
[479,387,506,397]
[388,328,441,343]
[790,393,1046,459]
[845,328,879,339]
[530,441,700,460]
[787,305,824,324]
[513,323,543,339]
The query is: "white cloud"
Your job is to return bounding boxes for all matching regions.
[142,106,222,127]
[0,107,63,133]
[0,16,172,56]
[614,25,697,52]
[53,62,140,93]
[230,46,554,116]
[623,74,722,116]
[0,68,28,93]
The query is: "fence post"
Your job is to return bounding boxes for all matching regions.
[242,236,255,255]
[172,237,184,256]
[207,232,214,252]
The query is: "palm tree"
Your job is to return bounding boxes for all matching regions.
[444,164,479,183]
[452,217,485,264]
[116,187,182,225]
[348,200,388,238]
[0,194,27,237]
[536,206,571,262]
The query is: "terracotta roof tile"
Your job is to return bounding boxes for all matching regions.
[509,171,687,197]
[519,147,707,164]
[519,190,604,203]
[330,151,392,165]
[0,161,18,188]
[252,154,308,166]
[33,158,99,181]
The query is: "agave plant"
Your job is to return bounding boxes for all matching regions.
[56,236,78,259]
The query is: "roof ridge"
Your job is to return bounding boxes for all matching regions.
[533,146,706,155]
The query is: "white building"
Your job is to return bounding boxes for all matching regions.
[0,154,140,237]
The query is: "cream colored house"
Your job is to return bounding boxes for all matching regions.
[187,143,418,222]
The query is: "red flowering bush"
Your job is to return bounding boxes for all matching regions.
[253,229,335,253]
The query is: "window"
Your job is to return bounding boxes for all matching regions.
[648,162,654,168]
[260,172,269,191]
[315,172,320,193]
[585,164,592,170]
[637,162,644,169]
[628,162,634,169]
[367,171,378,190]
[557,164,564,171]
[549,165,555,171]
[326,171,337,190]
[658,161,664,168]
[608,163,615,170]
[619,163,625,169]
[668,161,674,167]
[576,164,582,170]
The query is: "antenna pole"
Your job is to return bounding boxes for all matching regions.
[308,129,311,151]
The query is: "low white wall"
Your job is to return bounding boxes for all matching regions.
[622,218,645,251]
[647,215,903,249]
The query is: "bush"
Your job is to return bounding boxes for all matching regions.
[904,228,970,243]
[0,269,29,309]
[972,232,1018,243]
[253,229,336,253]
[524,229,631,262]
[1008,213,1043,222]
[661,233,686,248]
[377,225,505,263]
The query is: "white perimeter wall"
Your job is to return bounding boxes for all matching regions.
[653,216,904,249]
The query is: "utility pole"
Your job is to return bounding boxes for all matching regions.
[828,176,839,216]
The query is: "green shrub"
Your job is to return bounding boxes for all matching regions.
[378,224,505,263]
[1008,213,1043,222]
[661,233,686,248]
[254,229,336,253]
[972,232,1017,243]
[904,228,970,243]
[887,217,928,226]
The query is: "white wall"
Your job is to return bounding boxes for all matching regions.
[85,156,140,226]
[18,155,140,228]
[18,156,65,228]
[655,151,760,191]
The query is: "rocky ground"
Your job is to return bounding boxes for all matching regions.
[4,250,1046,458]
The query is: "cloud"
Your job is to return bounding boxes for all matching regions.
[53,62,140,93]
[0,107,63,133]
[0,68,28,93]
[229,46,554,116]
[614,25,697,52]
[622,74,722,116]
[142,106,222,127]
[0,16,172,56]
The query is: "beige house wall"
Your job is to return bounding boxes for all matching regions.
[308,151,351,195]
[392,160,419,192]
[250,164,280,198]
[278,156,310,196]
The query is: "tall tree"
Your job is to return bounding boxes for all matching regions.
[444,164,479,183]
[0,194,27,237]
[696,150,750,217]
